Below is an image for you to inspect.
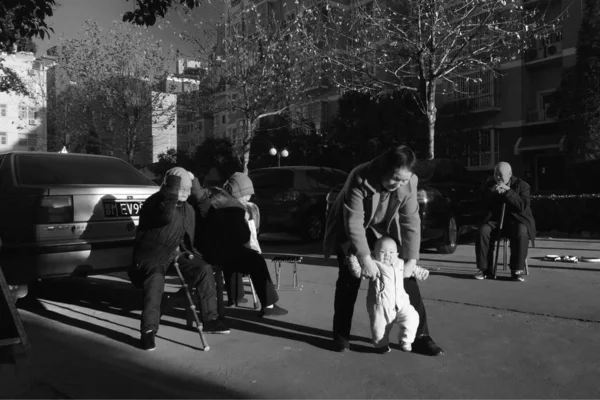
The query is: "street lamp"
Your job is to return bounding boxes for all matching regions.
[269,147,289,167]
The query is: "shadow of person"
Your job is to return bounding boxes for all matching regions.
[75,195,137,279]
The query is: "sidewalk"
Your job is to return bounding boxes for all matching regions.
[2,238,599,399]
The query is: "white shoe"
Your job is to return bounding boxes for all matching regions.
[400,342,412,352]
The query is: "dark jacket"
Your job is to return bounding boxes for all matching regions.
[482,176,536,240]
[131,178,209,276]
[322,155,421,261]
[194,187,250,264]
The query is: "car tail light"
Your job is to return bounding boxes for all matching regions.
[417,189,435,204]
[274,190,301,202]
[35,195,74,224]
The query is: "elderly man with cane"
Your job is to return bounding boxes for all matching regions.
[474,162,536,282]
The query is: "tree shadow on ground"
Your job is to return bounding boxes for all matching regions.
[13,311,250,399]
[16,276,372,353]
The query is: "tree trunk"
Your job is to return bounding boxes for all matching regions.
[425,80,437,160]
[242,123,253,175]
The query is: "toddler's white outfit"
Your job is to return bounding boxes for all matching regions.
[348,255,419,351]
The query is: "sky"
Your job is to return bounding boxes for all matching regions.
[34,0,226,70]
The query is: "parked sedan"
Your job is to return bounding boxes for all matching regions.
[249,166,348,241]
[325,159,484,254]
[0,152,160,295]
[412,158,485,253]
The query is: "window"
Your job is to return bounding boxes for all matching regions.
[462,129,495,168]
[18,134,28,147]
[0,105,6,117]
[18,106,37,121]
[15,153,156,186]
[222,115,226,124]
[0,132,6,145]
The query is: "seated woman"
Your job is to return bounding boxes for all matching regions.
[193,172,288,317]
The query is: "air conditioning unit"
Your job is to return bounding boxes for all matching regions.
[28,119,36,125]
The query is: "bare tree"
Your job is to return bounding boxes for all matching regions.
[176,3,314,173]
[55,20,177,164]
[296,0,565,159]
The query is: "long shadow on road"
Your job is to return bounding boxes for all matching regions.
[17,276,368,354]
[13,308,250,399]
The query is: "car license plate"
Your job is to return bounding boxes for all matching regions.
[103,201,144,218]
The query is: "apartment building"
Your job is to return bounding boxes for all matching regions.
[437,0,583,192]
[161,58,214,154]
[45,52,177,167]
[0,51,54,153]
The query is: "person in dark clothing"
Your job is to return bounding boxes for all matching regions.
[129,167,229,351]
[474,162,536,282]
[195,172,288,317]
[323,145,444,356]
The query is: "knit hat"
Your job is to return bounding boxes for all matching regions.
[163,167,192,190]
[224,172,254,199]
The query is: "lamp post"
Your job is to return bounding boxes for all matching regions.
[269,147,289,167]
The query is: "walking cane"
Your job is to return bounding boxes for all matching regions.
[491,203,506,279]
[173,253,210,351]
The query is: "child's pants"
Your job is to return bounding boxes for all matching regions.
[368,299,419,348]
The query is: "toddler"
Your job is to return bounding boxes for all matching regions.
[348,236,420,354]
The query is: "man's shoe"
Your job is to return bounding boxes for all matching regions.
[412,335,444,356]
[203,319,231,334]
[474,270,487,280]
[375,345,391,354]
[141,331,156,351]
[334,338,350,353]
[511,270,525,282]
[259,304,288,317]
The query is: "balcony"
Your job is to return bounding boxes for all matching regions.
[441,92,501,115]
[525,108,558,125]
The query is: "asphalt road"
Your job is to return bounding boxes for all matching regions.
[2,234,600,399]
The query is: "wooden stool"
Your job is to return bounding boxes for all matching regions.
[233,273,259,309]
[271,256,303,291]
[500,238,535,275]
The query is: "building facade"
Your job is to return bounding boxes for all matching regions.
[436,0,583,192]
[161,58,215,154]
[0,51,54,153]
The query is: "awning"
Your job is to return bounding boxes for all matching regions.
[514,134,566,155]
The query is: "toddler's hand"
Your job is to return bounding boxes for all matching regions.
[359,255,379,280]
[412,265,429,281]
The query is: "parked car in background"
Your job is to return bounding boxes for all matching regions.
[0,152,159,297]
[325,159,485,254]
[249,166,348,241]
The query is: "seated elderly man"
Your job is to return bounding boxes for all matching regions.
[129,167,230,351]
[474,162,536,282]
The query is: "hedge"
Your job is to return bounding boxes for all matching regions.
[531,194,600,235]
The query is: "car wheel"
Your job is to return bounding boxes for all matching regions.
[436,216,458,254]
[302,210,325,242]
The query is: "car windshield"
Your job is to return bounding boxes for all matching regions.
[413,159,470,183]
[249,169,295,190]
[15,154,157,186]
[305,169,348,189]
